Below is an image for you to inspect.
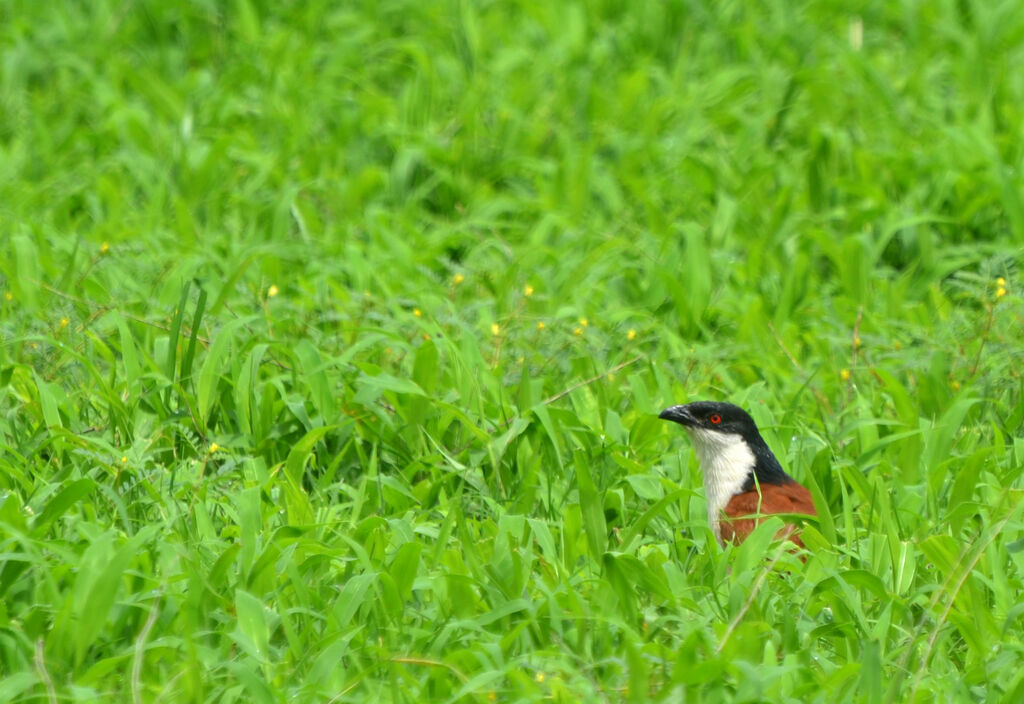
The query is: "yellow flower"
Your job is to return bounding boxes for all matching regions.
[422,333,431,341]
[627,329,636,340]
[491,323,500,336]
[413,308,422,317]
[854,336,862,348]
[121,456,127,463]
[996,277,1006,287]
[453,273,465,285]
[573,326,584,336]
[60,317,69,328]
[579,317,588,327]
[524,284,534,297]
[840,369,851,381]
[535,672,545,683]
[209,443,219,453]
[537,321,545,330]
[101,242,110,254]
[950,380,961,391]
[996,287,1007,298]
[4,292,12,301]
[267,285,279,297]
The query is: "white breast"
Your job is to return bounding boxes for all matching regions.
[683,427,755,542]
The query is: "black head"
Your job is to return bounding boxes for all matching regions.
[659,400,795,488]
[658,401,761,438]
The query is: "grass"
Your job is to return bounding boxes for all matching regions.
[1,0,1024,701]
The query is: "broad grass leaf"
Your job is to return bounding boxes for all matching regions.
[333,573,377,629]
[180,281,207,383]
[923,396,978,477]
[859,639,882,704]
[283,425,338,525]
[573,450,607,561]
[30,478,95,537]
[294,339,338,423]
[731,517,786,576]
[605,552,673,603]
[355,372,426,398]
[11,234,40,309]
[114,313,142,398]
[530,404,564,468]
[32,370,62,429]
[62,526,157,665]
[0,673,35,700]
[619,488,690,550]
[412,338,439,393]
[197,317,249,430]
[234,589,271,662]
[389,541,422,602]
[225,661,276,704]
[235,343,269,437]
[308,630,361,689]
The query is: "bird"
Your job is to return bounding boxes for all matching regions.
[659,401,817,548]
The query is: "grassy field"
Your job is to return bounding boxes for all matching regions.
[2,0,1024,701]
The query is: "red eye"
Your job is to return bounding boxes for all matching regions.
[709,414,722,424]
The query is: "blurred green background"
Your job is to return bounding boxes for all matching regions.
[1,1,1023,701]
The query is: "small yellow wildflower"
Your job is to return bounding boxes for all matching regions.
[854,336,862,348]
[950,380,961,391]
[535,672,545,684]
[840,369,851,381]
[267,285,279,297]
[579,317,588,327]
[491,323,500,336]
[4,292,12,301]
[101,242,110,254]
[121,456,127,463]
[488,693,497,703]
[573,326,584,336]
[996,287,1007,298]
[627,329,636,340]
[453,273,465,285]
[413,308,422,317]
[524,284,534,297]
[209,443,219,453]
[996,277,1006,287]
[60,317,69,328]
[537,321,545,330]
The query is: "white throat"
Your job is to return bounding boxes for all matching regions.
[684,427,755,541]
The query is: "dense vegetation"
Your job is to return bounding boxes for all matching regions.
[1,1,1023,701]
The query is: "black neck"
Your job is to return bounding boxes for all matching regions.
[741,434,795,492]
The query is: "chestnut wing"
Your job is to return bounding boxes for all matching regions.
[720,482,817,546]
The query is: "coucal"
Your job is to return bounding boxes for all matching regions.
[659,401,817,548]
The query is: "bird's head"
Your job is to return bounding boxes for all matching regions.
[659,400,763,477]
[658,401,760,439]
[659,400,793,501]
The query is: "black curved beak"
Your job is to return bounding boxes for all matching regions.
[659,404,697,426]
